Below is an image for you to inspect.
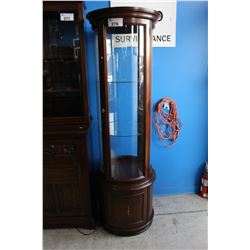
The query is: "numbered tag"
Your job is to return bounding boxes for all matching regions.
[60,13,74,21]
[108,18,123,27]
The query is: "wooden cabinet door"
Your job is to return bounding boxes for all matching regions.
[56,183,83,216]
[109,190,147,228]
[44,184,59,216]
[43,134,93,227]
[43,160,90,217]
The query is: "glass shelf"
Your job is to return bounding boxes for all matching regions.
[110,134,142,137]
[44,86,81,93]
[108,81,142,84]
[44,56,78,61]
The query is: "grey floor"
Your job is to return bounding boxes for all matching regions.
[43,194,208,250]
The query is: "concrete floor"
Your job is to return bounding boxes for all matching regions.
[43,194,208,250]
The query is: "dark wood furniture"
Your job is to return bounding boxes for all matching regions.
[87,7,161,236]
[43,1,95,229]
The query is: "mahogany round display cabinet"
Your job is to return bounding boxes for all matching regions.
[87,7,161,236]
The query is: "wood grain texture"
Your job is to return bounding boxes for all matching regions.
[87,7,160,235]
[98,168,155,236]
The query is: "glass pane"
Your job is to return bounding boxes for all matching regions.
[43,11,83,117]
[106,25,145,180]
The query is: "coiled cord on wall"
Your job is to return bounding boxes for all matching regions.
[154,98,183,147]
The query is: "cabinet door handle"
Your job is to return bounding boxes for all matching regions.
[127,205,130,216]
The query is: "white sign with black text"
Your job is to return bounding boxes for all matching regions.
[60,13,74,21]
[108,18,123,27]
[110,0,176,47]
[111,34,138,48]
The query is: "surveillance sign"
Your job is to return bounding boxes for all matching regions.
[110,0,176,47]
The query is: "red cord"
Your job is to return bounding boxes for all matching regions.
[154,98,182,147]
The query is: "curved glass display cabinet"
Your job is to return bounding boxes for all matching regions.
[87,7,161,236]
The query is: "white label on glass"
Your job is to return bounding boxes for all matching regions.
[60,13,74,21]
[108,18,123,27]
[108,75,113,82]
[109,113,115,136]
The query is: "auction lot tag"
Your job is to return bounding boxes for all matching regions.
[60,13,74,21]
[108,18,123,27]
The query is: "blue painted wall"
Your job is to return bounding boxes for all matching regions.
[84,1,208,195]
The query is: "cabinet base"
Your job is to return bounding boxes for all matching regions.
[43,216,95,229]
[102,209,154,236]
[99,168,156,236]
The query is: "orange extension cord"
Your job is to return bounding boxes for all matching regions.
[154,98,183,147]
